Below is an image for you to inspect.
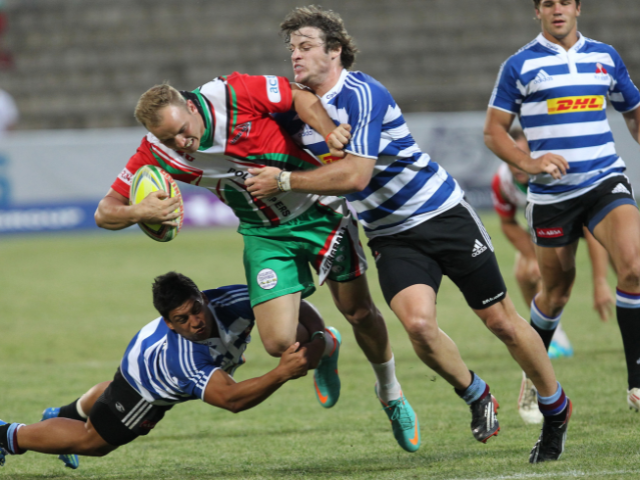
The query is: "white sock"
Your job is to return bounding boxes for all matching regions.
[371,355,402,402]
[323,329,335,357]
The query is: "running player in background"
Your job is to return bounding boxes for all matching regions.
[94,75,414,452]
[484,0,640,416]
[246,6,572,462]
[0,273,311,468]
[492,127,613,424]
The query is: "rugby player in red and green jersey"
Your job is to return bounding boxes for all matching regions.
[95,74,412,449]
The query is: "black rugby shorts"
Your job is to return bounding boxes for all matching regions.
[368,200,507,310]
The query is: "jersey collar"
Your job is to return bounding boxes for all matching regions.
[321,68,349,101]
[181,89,215,151]
[535,31,585,54]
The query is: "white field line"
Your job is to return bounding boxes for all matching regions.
[461,470,640,480]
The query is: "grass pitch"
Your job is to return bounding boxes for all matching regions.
[0,213,639,479]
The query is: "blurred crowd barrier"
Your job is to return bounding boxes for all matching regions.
[0,111,637,235]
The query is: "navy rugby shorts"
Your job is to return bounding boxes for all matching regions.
[526,175,637,247]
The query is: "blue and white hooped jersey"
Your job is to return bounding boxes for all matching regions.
[279,69,463,238]
[490,33,640,205]
[120,285,254,405]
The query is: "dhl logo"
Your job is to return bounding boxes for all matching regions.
[319,152,342,164]
[547,95,604,114]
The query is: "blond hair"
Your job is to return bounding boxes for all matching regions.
[134,84,186,128]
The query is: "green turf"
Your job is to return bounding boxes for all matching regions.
[0,213,638,479]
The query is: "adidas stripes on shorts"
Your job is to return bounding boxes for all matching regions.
[368,200,507,310]
[526,175,637,247]
[90,369,173,447]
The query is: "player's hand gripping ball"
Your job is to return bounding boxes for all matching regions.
[130,165,184,242]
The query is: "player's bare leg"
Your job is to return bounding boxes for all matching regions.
[593,204,640,409]
[390,284,471,388]
[327,275,391,364]
[14,417,115,457]
[474,295,557,396]
[514,252,541,308]
[254,293,326,367]
[390,284,499,444]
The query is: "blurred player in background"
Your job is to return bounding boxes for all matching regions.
[246,5,572,462]
[492,127,613,424]
[484,0,640,420]
[0,272,312,469]
[95,75,415,451]
[0,86,17,136]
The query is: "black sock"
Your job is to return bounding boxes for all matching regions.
[616,304,640,389]
[58,398,85,421]
[530,320,557,351]
[0,422,10,451]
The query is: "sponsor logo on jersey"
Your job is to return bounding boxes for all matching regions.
[230,122,252,145]
[264,75,281,103]
[612,183,631,195]
[471,239,487,257]
[533,69,553,84]
[118,168,133,184]
[547,95,604,114]
[595,63,608,75]
[536,227,564,238]
[326,91,339,100]
[257,268,278,290]
[319,152,342,164]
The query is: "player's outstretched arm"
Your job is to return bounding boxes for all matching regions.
[290,84,351,157]
[584,227,614,322]
[484,108,568,179]
[95,188,180,230]
[623,107,640,144]
[246,152,375,198]
[203,342,309,413]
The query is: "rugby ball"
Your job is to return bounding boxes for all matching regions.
[129,165,184,242]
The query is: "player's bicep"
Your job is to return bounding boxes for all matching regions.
[202,369,234,408]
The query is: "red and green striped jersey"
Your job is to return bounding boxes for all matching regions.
[112,73,335,228]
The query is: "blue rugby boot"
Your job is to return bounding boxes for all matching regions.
[313,327,341,408]
[41,408,80,469]
[376,385,420,452]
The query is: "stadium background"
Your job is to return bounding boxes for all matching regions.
[1,2,640,478]
[0,0,639,234]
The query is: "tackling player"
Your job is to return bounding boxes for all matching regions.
[94,75,416,451]
[493,127,613,424]
[484,0,640,418]
[245,6,572,462]
[0,272,312,468]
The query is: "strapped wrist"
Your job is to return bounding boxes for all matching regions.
[277,171,292,192]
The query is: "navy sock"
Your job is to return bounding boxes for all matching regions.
[530,297,562,350]
[537,382,569,422]
[0,423,25,455]
[454,371,489,405]
[616,289,640,389]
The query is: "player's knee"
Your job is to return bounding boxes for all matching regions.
[341,302,379,329]
[402,315,438,346]
[617,260,640,289]
[484,314,518,345]
[261,337,291,357]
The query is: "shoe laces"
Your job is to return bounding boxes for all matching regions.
[386,398,414,430]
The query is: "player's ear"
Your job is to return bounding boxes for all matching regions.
[330,46,342,61]
[186,100,198,114]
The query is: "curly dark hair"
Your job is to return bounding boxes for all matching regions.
[532,0,580,8]
[280,5,359,70]
[152,272,201,320]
